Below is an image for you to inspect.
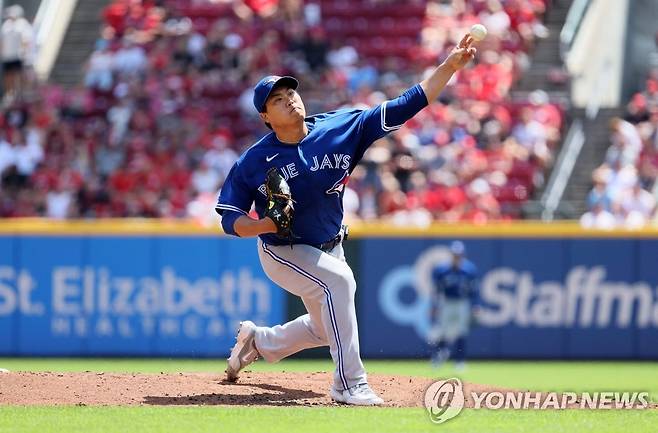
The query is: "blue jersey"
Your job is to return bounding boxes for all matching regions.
[216,84,428,246]
[432,260,478,302]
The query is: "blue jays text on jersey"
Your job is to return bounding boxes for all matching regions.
[432,260,479,302]
[216,84,428,246]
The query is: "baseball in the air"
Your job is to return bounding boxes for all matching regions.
[470,24,488,41]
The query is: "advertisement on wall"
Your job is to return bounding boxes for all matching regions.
[3,233,658,359]
[0,236,284,356]
[359,238,658,359]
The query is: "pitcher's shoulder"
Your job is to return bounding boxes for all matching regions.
[238,133,278,162]
[309,107,364,123]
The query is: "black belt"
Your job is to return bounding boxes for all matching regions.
[315,225,349,252]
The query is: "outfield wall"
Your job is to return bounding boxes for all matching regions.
[0,220,657,359]
[0,221,285,356]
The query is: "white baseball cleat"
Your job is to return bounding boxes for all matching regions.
[225,321,260,382]
[330,383,384,406]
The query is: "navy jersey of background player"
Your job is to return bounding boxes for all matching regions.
[217,84,427,246]
[432,251,479,302]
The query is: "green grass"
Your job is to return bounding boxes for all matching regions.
[1,406,656,433]
[1,358,657,433]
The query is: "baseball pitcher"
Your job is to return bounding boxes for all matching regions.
[216,35,477,405]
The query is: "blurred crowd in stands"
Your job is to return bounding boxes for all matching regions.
[581,68,658,229]
[0,0,562,226]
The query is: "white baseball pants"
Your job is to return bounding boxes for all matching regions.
[253,238,366,391]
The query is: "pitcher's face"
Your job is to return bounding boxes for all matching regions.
[260,87,306,129]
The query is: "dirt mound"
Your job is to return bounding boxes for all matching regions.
[0,371,514,407]
[3,372,652,409]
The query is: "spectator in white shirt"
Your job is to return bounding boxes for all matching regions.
[1,5,34,101]
[85,40,115,91]
[605,118,642,167]
[580,202,617,230]
[107,98,133,145]
[622,182,656,220]
[604,161,638,202]
[12,129,43,176]
[342,185,361,223]
[202,136,238,184]
[113,40,147,76]
[624,209,648,230]
[0,134,15,177]
[480,0,511,38]
[191,160,221,194]
[46,183,73,219]
[512,108,551,166]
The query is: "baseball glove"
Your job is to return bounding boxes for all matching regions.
[265,167,295,240]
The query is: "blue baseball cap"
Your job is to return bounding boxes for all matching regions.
[450,241,465,256]
[253,75,299,113]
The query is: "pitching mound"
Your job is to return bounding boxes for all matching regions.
[5,371,649,409]
[0,371,508,407]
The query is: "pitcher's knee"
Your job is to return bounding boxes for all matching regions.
[309,323,328,344]
[328,272,356,297]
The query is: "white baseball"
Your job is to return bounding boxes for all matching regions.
[0,368,9,373]
[469,24,487,42]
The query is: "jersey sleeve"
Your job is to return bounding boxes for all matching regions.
[215,162,253,236]
[353,84,428,166]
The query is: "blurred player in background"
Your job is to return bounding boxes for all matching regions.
[429,241,479,370]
